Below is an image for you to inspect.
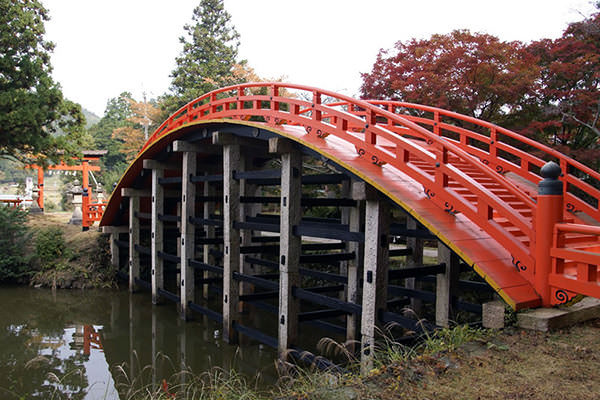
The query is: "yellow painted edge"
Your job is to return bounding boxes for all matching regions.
[105,118,534,310]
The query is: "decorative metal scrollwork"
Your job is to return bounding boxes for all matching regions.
[444,202,459,216]
[305,126,312,134]
[371,155,385,166]
[496,165,505,174]
[481,158,490,165]
[424,188,435,199]
[566,203,581,213]
[555,289,572,304]
[357,148,366,157]
[426,139,434,145]
[316,129,329,139]
[511,255,527,271]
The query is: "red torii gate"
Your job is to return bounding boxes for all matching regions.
[28,150,107,230]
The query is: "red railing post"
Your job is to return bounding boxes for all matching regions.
[535,161,564,306]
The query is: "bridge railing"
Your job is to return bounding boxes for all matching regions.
[142,82,537,272]
[0,198,23,208]
[550,223,600,303]
[350,101,600,224]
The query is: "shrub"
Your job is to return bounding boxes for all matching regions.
[35,226,70,271]
[0,206,32,281]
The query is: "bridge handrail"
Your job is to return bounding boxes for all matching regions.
[143,82,537,269]
[551,223,600,300]
[351,100,600,223]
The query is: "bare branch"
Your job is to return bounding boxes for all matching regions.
[561,111,600,138]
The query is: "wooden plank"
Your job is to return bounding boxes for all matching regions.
[278,149,302,356]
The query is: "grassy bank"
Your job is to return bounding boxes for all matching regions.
[102,319,599,400]
[27,212,115,289]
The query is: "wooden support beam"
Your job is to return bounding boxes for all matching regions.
[128,197,140,292]
[110,233,120,268]
[213,131,265,149]
[102,226,128,234]
[344,180,365,350]
[222,142,240,344]
[180,150,196,320]
[278,148,302,357]
[173,140,203,153]
[351,181,380,201]
[173,140,223,155]
[143,159,181,171]
[269,137,296,154]
[436,242,460,327]
[151,167,165,304]
[122,188,150,197]
[406,218,424,316]
[102,226,128,270]
[361,196,390,374]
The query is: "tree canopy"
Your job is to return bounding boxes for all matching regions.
[360,10,600,168]
[360,30,539,124]
[112,97,161,162]
[0,0,85,164]
[525,11,600,165]
[163,0,246,115]
[88,93,133,188]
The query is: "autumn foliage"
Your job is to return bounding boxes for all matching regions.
[111,98,161,162]
[361,30,539,124]
[525,12,600,165]
[361,10,600,168]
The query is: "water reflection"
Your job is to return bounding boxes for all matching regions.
[0,286,277,399]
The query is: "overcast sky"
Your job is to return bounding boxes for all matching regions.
[43,0,597,117]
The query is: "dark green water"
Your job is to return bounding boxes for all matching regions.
[0,286,278,399]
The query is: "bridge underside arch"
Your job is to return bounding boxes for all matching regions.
[102,119,540,312]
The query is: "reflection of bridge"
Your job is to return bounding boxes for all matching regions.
[101,83,600,368]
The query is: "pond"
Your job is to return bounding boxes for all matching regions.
[0,286,279,399]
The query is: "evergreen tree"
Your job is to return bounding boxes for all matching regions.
[163,0,244,115]
[88,93,133,190]
[0,0,85,163]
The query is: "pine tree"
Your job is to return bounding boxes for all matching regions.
[0,0,85,163]
[164,0,244,114]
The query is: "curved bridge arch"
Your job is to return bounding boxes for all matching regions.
[102,83,600,313]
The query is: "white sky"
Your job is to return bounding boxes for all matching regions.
[43,0,597,117]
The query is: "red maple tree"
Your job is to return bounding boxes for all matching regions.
[525,11,600,166]
[360,30,540,124]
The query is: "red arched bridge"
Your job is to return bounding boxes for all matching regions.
[100,83,600,366]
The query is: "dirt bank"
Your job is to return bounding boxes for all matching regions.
[27,212,115,289]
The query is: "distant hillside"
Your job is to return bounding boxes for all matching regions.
[82,108,100,128]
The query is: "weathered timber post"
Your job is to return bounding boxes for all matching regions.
[143,160,169,305]
[270,137,302,357]
[215,132,241,344]
[102,226,127,269]
[346,181,365,350]
[406,218,424,316]
[436,242,460,327]
[535,161,564,306]
[174,141,198,320]
[122,188,149,292]
[361,186,390,374]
